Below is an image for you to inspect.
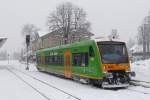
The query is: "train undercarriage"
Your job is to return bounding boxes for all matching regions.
[91,70,135,88]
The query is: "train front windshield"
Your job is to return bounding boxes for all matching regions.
[97,42,128,64]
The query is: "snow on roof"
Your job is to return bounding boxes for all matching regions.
[38,31,49,37]
[131,58,150,82]
[93,36,123,42]
[0,38,7,48]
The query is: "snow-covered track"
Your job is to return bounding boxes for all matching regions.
[131,79,150,84]
[7,66,81,100]
[128,80,150,95]
[130,80,150,88]
[6,67,51,100]
[127,88,150,95]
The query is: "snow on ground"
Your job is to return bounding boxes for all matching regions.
[0,60,150,100]
[131,59,150,82]
[0,62,45,100]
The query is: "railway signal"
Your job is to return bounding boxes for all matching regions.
[26,35,30,70]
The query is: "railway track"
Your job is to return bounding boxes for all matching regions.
[6,66,81,100]
[6,67,51,100]
[127,88,150,95]
[5,65,150,98]
[131,79,150,84]
[127,79,150,95]
[130,80,150,88]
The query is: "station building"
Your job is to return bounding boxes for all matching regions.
[31,31,93,52]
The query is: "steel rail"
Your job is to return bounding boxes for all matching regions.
[9,66,81,100]
[6,67,51,100]
[127,88,150,95]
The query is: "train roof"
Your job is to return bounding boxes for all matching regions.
[97,41,125,45]
[36,40,125,53]
[36,40,95,52]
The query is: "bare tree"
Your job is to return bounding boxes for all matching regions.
[21,24,40,41]
[138,25,146,52]
[144,16,150,52]
[137,26,143,45]
[21,24,40,60]
[47,2,93,44]
[137,14,150,53]
[127,38,135,49]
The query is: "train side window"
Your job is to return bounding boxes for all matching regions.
[72,53,88,67]
[60,56,64,65]
[36,56,41,64]
[44,55,64,65]
[89,46,95,57]
[59,55,64,65]
[45,56,49,64]
[81,53,88,67]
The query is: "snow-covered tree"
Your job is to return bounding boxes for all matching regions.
[21,24,40,41]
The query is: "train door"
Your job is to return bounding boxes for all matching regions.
[64,50,72,78]
[41,52,45,64]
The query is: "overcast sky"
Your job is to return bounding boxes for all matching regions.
[0,0,150,53]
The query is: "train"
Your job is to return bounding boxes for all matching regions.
[36,40,135,88]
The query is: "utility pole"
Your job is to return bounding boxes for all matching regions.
[8,54,9,64]
[26,35,30,70]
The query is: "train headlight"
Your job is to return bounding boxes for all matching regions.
[105,72,113,78]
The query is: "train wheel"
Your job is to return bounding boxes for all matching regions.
[90,80,103,87]
[37,67,42,72]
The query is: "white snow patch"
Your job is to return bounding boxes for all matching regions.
[0,60,150,100]
[131,59,150,82]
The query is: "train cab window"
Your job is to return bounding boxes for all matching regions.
[89,46,95,57]
[72,53,88,67]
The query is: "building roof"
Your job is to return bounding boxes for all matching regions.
[0,38,7,48]
[38,31,49,37]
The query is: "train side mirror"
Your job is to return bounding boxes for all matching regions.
[131,71,136,77]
